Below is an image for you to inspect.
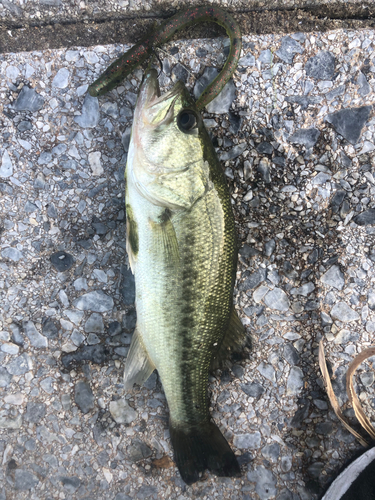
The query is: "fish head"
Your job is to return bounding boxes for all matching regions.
[128,69,211,209]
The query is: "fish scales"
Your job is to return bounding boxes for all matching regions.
[125,69,244,483]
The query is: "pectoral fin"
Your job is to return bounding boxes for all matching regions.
[149,209,180,265]
[124,328,155,390]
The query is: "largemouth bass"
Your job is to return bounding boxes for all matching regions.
[124,68,247,484]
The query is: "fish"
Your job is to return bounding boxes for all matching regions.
[124,68,248,484]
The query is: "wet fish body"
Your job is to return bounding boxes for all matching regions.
[124,69,246,483]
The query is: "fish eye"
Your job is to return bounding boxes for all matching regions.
[177,110,198,132]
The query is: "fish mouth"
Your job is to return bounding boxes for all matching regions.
[135,69,185,125]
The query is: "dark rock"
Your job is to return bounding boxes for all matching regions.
[195,47,207,58]
[257,158,271,183]
[326,84,345,101]
[264,239,276,257]
[17,120,33,132]
[289,128,320,148]
[42,319,59,339]
[171,63,189,83]
[61,345,110,368]
[120,265,135,305]
[194,67,236,114]
[241,381,264,398]
[50,251,74,272]
[128,439,152,462]
[122,310,137,331]
[285,95,322,110]
[326,106,372,145]
[228,111,242,134]
[276,36,303,64]
[25,402,46,423]
[237,451,252,466]
[357,72,370,96]
[283,344,300,365]
[13,86,45,112]
[108,321,122,336]
[272,156,285,167]
[47,203,57,219]
[354,209,375,226]
[74,380,94,414]
[60,476,81,494]
[330,190,346,213]
[290,400,310,427]
[256,142,273,154]
[84,313,104,333]
[315,421,334,435]
[305,51,335,80]
[239,268,267,291]
[239,244,261,260]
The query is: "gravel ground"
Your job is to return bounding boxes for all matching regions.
[1,28,375,500]
[0,0,368,23]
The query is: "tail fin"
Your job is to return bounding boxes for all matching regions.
[170,420,241,484]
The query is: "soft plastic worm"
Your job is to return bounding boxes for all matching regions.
[88,5,242,110]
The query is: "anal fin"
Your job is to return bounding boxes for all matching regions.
[211,307,250,371]
[124,328,155,390]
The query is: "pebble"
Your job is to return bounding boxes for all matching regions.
[326,106,372,144]
[73,290,114,312]
[287,367,304,395]
[264,288,290,311]
[321,265,345,290]
[276,36,303,64]
[262,443,280,462]
[234,431,261,449]
[74,94,100,128]
[25,402,46,423]
[50,251,75,272]
[42,319,58,339]
[0,150,13,178]
[1,247,22,262]
[289,128,320,148]
[0,367,12,387]
[85,313,105,333]
[74,380,95,414]
[109,399,137,424]
[13,86,45,112]
[331,302,360,322]
[248,465,277,500]
[220,143,247,161]
[6,353,32,375]
[52,67,70,88]
[14,470,39,491]
[23,321,48,348]
[257,362,276,383]
[258,158,271,183]
[354,208,375,226]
